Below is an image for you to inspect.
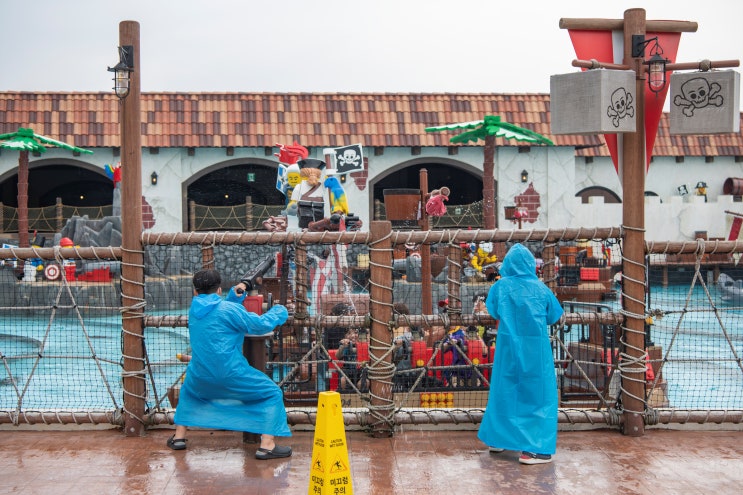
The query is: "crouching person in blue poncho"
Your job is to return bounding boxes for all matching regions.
[478,244,564,465]
[169,269,292,460]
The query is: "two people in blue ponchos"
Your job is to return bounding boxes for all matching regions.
[478,244,564,465]
[169,269,292,460]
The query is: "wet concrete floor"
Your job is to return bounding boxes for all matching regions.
[1,427,741,494]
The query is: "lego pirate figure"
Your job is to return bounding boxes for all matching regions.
[440,325,469,387]
[470,242,498,280]
[284,159,349,294]
[288,159,328,228]
[695,181,708,202]
[275,142,308,208]
[283,164,302,208]
[264,143,308,232]
[263,163,302,231]
[286,159,361,233]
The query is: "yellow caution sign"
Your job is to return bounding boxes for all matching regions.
[308,391,353,494]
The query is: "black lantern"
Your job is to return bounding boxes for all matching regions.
[631,35,670,94]
[646,52,669,94]
[150,171,158,186]
[107,45,134,99]
[520,170,529,183]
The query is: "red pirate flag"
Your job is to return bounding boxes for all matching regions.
[567,29,681,175]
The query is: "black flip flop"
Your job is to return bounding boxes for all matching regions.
[255,445,292,460]
[167,435,187,450]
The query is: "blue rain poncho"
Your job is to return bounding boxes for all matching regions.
[174,289,291,437]
[477,244,563,454]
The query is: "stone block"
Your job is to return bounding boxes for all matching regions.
[550,70,637,134]
[670,70,740,135]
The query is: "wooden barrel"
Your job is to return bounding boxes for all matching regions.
[561,245,578,265]
[723,177,743,196]
[383,189,421,220]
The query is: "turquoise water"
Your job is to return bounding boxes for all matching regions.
[561,282,743,410]
[1,283,741,411]
[643,284,743,410]
[0,314,189,411]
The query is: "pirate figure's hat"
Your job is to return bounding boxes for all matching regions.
[297,158,326,170]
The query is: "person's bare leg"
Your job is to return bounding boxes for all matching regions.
[260,434,276,450]
[174,425,187,439]
[167,424,188,450]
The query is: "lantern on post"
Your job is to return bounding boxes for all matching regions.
[107,45,134,99]
[632,35,670,94]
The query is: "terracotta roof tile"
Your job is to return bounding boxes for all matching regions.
[0,91,741,157]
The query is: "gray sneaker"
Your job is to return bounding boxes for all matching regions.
[255,445,293,460]
[519,451,552,464]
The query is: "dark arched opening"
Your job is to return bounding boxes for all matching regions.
[0,164,111,207]
[373,162,483,205]
[187,163,285,206]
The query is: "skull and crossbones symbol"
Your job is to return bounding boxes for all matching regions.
[606,87,635,127]
[673,77,723,117]
[337,148,362,170]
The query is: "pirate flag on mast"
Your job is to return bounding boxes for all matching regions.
[329,144,363,175]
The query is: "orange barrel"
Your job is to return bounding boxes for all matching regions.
[723,178,743,195]
[561,246,578,265]
[382,189,421,220]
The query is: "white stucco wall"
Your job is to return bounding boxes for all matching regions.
[2,145,742,241]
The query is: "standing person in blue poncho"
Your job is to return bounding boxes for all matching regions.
[168,268,292,460]
[478,244,564,465]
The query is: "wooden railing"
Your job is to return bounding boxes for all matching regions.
[0,199,112,235]
[0,197,484,235]
[187,197,284,231]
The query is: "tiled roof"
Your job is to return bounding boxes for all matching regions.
[0,92,741,157]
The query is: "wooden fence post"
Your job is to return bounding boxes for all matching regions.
[368,220,394,437]
[118,20,146,437]
[56,197,63,231]
[189,200,195,231]
[245,196,253,231]
[447,244,462,311]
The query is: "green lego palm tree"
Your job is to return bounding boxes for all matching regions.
[426,115,553,229]
[0,127,93,247]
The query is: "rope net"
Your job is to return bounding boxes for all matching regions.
[1,228,742,430]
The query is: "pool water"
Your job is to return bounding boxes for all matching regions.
[1,283,741,411]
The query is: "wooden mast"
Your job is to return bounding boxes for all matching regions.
[119,20,145,437]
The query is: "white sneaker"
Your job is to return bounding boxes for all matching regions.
[488,447,505,453]
[519,452,552,464]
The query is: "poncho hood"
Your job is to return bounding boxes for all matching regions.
[499,244,537,279]
[191,293,222,319]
